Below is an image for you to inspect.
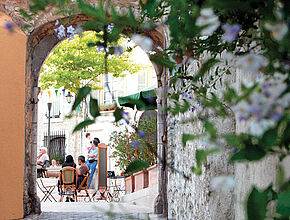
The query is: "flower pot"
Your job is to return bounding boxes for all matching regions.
[133,170,149,191]
[147,164,158,187]
[125,175,135,194]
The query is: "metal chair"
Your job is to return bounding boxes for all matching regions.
[36,178,57,202]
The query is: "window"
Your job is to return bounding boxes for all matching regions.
[46,95,61,118]
[138,71,146,91]
[103,73,118,104]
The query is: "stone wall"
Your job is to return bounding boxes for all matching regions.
[167,57,236,220]
[166,57,290,219]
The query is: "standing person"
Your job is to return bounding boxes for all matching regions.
[87,138,99,188]
[77,155,89,187]
[84,133,92,156]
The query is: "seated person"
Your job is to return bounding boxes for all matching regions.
[58,155,77,202]
[36,147,49,178]
[51,159,57,167]
[37,147,49,166]
[77,155,89,188]
[62,155,76,168]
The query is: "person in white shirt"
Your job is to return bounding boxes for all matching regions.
[84,133,92,155]
[37,147,50,178]
[37,147,49,165]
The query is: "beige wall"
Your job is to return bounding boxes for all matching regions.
[0,13,26,220]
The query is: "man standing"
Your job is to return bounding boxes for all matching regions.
[84,133,92,156]
[87,138,99,188]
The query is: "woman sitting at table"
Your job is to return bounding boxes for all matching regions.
[58,155,77,202]
[62,155,76,168]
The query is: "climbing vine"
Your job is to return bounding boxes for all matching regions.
[16,0,290,219]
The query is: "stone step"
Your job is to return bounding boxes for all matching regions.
[23,212,165,220]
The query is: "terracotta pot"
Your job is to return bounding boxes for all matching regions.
[125,175,135,194]
[147,164,158,187]
[133,170,149,191]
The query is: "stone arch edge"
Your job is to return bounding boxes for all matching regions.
[24,18,168,217]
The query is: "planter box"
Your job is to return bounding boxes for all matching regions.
[147,164,158,187]
[125,175,135,194]
[133,170,149,192]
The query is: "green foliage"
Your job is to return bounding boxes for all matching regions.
[277,192,290,217]
[89,98,100,118]
[124,160,149,174]
[109,117,157,171]
[193,58,220,82]
[247,187,268,220]
[39,31,140,93]
[182,134,204,147]
[113,107,123,123]
[191,149,219,175]
[73,119,95,133]
[246,184,290,220]
[72,86,91,111]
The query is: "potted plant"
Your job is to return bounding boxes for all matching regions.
[109,117,157,193]
[100,103,116,112]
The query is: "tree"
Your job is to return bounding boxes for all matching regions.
[39,31,141,93]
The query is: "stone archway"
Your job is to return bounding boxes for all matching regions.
[0,1,169,217]
[24,16,168,218]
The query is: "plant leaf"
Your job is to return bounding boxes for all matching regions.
[196,149,219,167]
[193,58,219,81]
[182,134,203,147]
[113,107,123,123]
[204,120,217,140]
[247,187,267,220]
[89,97,100,118]
[231,146,266,162]
[277,192,290,217]
[72,87,91,111]
[73,119,95,133]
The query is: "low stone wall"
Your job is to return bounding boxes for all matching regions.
[121,185,158,209]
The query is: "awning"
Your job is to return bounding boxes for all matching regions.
[118,87,157,110]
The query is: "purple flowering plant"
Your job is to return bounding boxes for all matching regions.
[109,117,157,171]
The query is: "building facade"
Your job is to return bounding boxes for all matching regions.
[37,46,157,173]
